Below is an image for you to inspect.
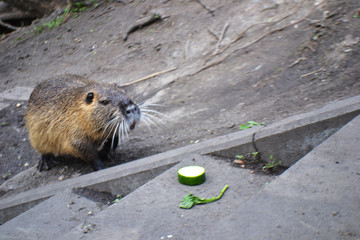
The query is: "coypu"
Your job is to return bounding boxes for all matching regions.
[25,74,153,171]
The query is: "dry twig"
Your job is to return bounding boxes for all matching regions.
[119,67,177,87]
[301,68,326,78]
[289,57,307,68]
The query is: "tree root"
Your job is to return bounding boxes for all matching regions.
[194,0,215,17]
[123,13,162,41]
[196,0,327,76]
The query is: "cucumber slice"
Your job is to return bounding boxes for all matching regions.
[178,166,206,185]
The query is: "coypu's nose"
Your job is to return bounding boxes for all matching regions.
[125,104,140,130]
[125,104,139,116]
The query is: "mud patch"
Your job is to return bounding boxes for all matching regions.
[218,153,288,176]
[0,102,36,186]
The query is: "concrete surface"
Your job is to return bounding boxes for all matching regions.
[1,154,276,240]
[1,96,359,225]
[0,189,105,240]
[204,115,360,240]
[68,115,360,239]
[0,157,178,224]
[0,97,359,240]
[50,114,358,240]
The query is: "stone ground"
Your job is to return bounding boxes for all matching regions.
[0,0,359,198]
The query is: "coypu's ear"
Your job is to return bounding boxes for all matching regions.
[111,83,126,93]
[86,92,94,104]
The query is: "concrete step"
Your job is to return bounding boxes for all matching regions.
[1,114,358,240]
[59,115,360,240]
[204,114,360,240]
[0,189,106,240]
[0,154,276,240]
[0,96,359,240]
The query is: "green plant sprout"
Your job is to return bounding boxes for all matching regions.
[263,155,282,169]
[179,185,228,209]
[34,5,70,34]
[239,121,264,130]
[33,0,99,34]
[112,194,123,204]
[72,2,88,13]
[235,152,259,160]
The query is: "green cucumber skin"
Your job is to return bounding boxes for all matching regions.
[178,173,206,186]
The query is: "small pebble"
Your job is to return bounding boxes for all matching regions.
[24,162,29,167]
[16,103,22,108]
[250,170,255,174]
[58,175,65,181]
[234,160,244,164]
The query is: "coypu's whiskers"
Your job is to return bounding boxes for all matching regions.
[141,108,167,118]
[137,102,168,133]
[141,117,154,133]
[141,113,159,126]
[142,112,166,125]
[140,102,167,119]
[110,121,120,151]
[98,117,119,151]
[97,117,117,135]
[117,120,130,147]
[139,102,164,108]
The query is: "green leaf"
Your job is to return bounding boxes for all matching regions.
[112,194,123,204]
[179,185,229,209]
[263,155,282,169]
[239,124,250,130]
[179,194,197,209]
[251,152,259,158]
[239,121,264,130]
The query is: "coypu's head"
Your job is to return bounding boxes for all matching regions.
[82,83,141,147]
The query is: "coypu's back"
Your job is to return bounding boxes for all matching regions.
[28,74,94,107]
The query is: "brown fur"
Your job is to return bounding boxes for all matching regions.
[26,74,140,170]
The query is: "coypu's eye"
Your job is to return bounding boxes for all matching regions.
[86,92,94,104]
[99,99,109,105]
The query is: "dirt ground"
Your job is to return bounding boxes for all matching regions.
[0,0,359,198]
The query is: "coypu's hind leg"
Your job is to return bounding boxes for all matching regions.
[38,154,59,171]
